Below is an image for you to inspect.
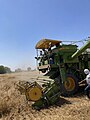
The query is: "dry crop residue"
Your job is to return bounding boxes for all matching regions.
[0,71,90,120]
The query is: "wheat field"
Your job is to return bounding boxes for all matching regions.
[0,71,90,120]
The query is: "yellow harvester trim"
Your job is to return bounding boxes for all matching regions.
[35,38,61,49]
[25,82,43,101]
[64,77,75,91]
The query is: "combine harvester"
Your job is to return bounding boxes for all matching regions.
[17,38,90,109]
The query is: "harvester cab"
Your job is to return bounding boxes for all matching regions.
[35,38,61,73]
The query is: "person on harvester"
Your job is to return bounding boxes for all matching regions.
[84,69,90,99]
[79,69,90,99]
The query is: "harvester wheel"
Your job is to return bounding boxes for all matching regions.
[62,73,78,96]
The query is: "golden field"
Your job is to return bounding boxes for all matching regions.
[0,71,90,120]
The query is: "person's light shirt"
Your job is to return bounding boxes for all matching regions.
[85,73,90,85]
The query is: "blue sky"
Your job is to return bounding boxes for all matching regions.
[0,0,90,70]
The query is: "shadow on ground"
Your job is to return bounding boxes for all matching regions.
[55,97,71,107]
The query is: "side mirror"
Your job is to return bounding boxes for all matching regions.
[35,57,37,59]
[35,57,40,60]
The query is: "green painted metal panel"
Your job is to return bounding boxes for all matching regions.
[71,39,90,59]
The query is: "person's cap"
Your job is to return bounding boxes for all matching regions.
[84,69,90,75]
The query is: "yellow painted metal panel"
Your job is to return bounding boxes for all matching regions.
[35,38,61,49]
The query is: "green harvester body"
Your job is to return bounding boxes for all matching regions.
[33,38,90,109]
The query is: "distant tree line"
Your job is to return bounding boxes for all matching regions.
[15,67,32,72]
[0,65,36,74]
[0,65,11,74]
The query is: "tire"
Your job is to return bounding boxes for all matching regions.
[62,73,79,96]
[41,69,46,73]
